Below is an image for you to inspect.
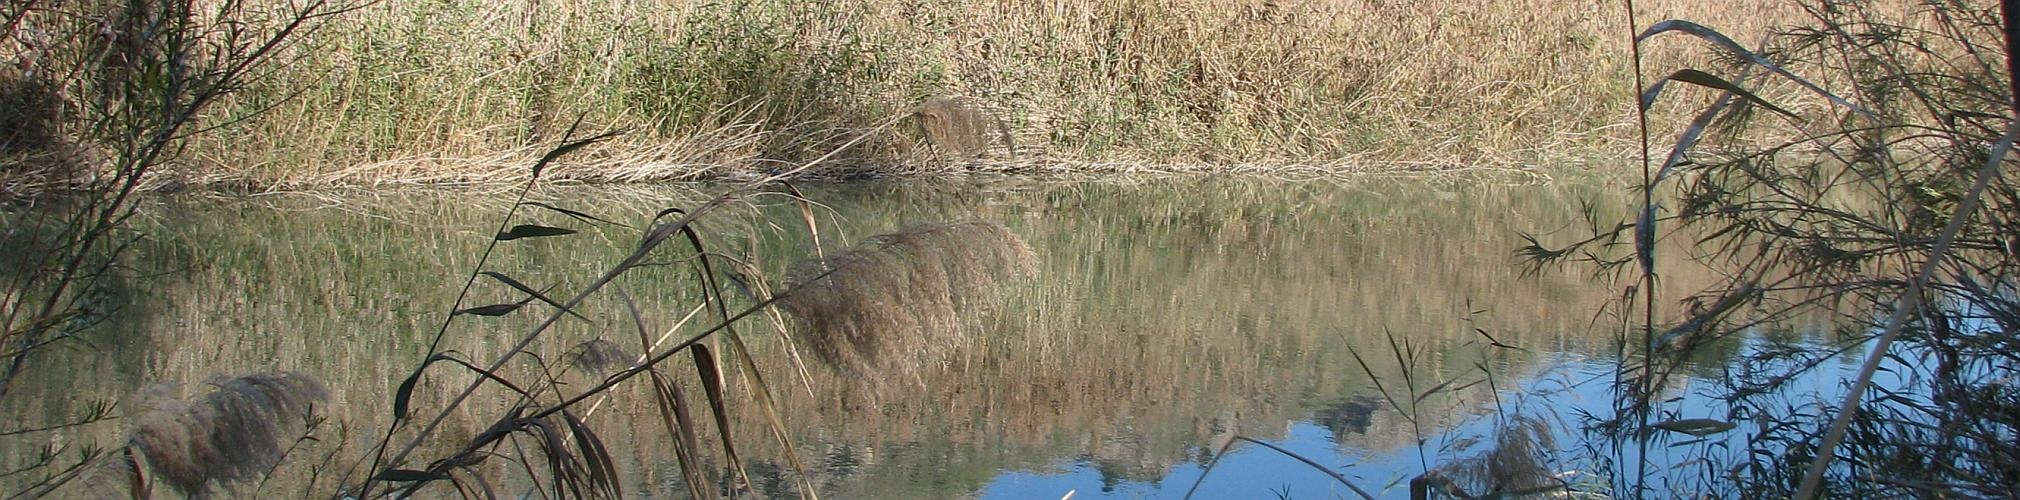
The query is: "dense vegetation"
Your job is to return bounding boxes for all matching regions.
[4,0,2017,498]
[10,0,1824,191]
[1506,0,2020,497]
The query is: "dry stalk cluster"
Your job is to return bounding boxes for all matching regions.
[1425,416,1558,497]
[778,220,1037,382]
[0,0,1847,189]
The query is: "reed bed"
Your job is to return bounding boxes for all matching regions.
[777,220,1037,383]
[0,0,1865,190]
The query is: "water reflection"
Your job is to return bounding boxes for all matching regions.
[2,177,1738,498]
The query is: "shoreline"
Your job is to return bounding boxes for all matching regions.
[123,156,1599,198]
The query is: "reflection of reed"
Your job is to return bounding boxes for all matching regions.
[126,372,329,497]
[1,179,1740,497]
[1427,415,1556,497]
[778,221,1037,382]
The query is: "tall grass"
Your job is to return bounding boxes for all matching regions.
[91,0,1863,188]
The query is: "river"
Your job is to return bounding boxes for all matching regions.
[4,176,1816,498]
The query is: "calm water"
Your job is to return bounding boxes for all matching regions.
[5,177,1821,498]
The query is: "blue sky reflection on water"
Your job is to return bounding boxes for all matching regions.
[4,179,1941,498]
[975,342,1895,500]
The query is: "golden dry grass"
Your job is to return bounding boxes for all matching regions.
[913,96,1015,160]
[0,0,1892,189]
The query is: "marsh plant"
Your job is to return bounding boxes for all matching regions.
[910,96,1018,160]
[122,372,331,498]
[348,128,1040,497]
[1510,0,2020,497]
[1,0,352,494]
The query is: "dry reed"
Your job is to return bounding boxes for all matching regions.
[5,0,1863,189]
[912,96,1015,160]
[126,372,330,497]
[777,220,1037,381]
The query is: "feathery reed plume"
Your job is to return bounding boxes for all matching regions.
[778,220,1036,380]
[564,338,631,375]
[127,372,329,497]
[913,96,1014,159]
[1429,415,1560,497]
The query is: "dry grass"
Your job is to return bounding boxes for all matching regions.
[912,96,1016,160]
[126,372,330,497]
[0,0,1886,189]
[777,220,1037,383]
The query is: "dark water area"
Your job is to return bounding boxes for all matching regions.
[2,177,1847,498]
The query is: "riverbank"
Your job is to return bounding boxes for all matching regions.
[4,0,1841,192]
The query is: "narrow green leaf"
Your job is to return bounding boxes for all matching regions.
[496,224,576,241]
[1638,19,1871,116]
[561,411,622,498]
[453,297,533,317]
[393,355,452,420]
[782,181,826,261]
[692,344,750,492]
[1414,378,1459,404]
[1635,203,1657,278]
[531,130,622,179]
[1663,69,1798,118]
[1638,78,1671,112]
[479,272,585,320]
[520,202,628,229]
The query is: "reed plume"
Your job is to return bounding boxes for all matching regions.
[564,338,631,375]
[126,372,329,497]
[913,96,1014,159]
[1432,415,1558,496]
[777,220,1036,380]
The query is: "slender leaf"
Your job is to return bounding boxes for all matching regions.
[1638,19,1871,116]
[393,355,455,420]
[479,272,585,320]
[453,296,535,317]
[373,469,448,482]
[531,130,622,179]
[782,181,826,261]
[692,344,750,493]
[519,202,629,228]
[496,224,577,241]
[1643,69,1796,119]
[561,411,621,498]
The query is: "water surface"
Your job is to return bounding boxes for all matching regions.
[5,177,1765,498]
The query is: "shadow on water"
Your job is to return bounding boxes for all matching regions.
[2,177,1768,497]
